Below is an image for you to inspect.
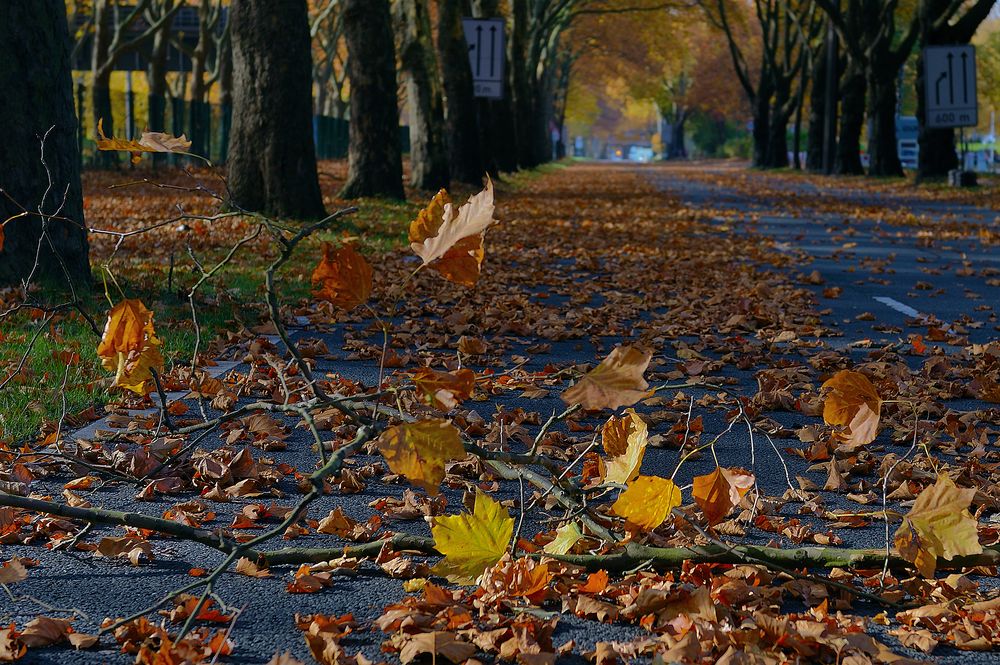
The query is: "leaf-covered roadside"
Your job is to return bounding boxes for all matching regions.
[4,163,1000,663]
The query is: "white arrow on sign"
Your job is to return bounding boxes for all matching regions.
[923,45,978,129]
[462,17,505,100]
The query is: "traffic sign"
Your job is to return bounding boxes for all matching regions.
[462,18,505,99]
[923,45,978,128]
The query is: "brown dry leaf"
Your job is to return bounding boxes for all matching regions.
[311,242,373,310]
[820,370,881,448]
[692,466,754,526]
[894,474,982,577]
[235,557,272,578]
[377,420,466,495]
[0,625,24,662]
[399,632,477,665]
[562,346,651,411]
[95,536,152,566]
[410,179,496,286]
[410,368,476,410]
[611,475,681,530]
[0,559,27,585]
[19,617,71,647]
[96,118,191,154]
[96,299,163,395]
[599,409,648,484]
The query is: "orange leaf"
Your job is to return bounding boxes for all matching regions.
[692,467,754,526]
[96,299,163,395]
[410,368,476,410]
[311,242,372,310]
[578,570,609,594]
[562,346,651,411]
[410,179,495,286]
[820,370,882,449]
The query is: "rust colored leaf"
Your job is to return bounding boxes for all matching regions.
[562,346,651,411]
[692,466,755,526]
[377,420,466,495]
[409,367,476,410]
[311,242,373,310]
[820,370,882,449]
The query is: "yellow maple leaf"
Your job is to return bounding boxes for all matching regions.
[377,420,466,495]
[96,299,163,395]
[410,179,495,286]
[894,474,982,577]
[821,370,882,448]
[562,346,651,411]
[311,242,373,310]
[430,492,513,584]
[599,409,648,484]
[692,466,755,526]
[612,475,681,530]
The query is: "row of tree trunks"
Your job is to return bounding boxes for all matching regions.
[0,0,90,288]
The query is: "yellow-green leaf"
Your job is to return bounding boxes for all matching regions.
[611,475,681,531]
[543,522,584,556]
[431,492,513,584]
[894,474,982,577]
[377,420,465,495]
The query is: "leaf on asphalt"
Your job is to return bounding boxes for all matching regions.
[96,118,192,154]
[398,631,477,665]
[692,466,755,526]
[410,179,495,286]
[562,345,652,411]
[96,299,164,395]
[409,368,476,410]
[543,522,585,555]
[19,617,72,647]
[235,557,272,578]
[311,242,373,310]
[430,492,514,584]
[95,536,152,566]
[599,409,648,484]
[0,626,25,662]
[0,559,27,585]
[894,474,982,577]
[821,370,882,448]
[612,475,682,531]
[377,420,466,495]
[478,553,551,602]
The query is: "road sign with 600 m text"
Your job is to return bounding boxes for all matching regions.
[462,18,505,99]
[923,45,978,129]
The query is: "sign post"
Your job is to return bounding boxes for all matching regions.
[462,18,505,99]
[923,45,978,129]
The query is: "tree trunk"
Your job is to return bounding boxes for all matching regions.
[751,87,772,168]
[147,1,172,168]
[228,0,325,218]
[0,0,89,288]
[396,0,449,191]
[436,0,485,185]
[667,110,688,159]
[90,2,116,168]
[339,0,404,199]
[767,111,790,169]
[915,43,956,178]
[805,32,832,172]
[835,64,865,175]
[866,67,904,177]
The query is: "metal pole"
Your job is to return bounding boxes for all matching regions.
[822,19,837,174]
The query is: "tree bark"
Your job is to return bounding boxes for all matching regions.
[436,0,485,185]
[806,29,835,171]
[339,0,404,199]
[396,0,450,191]
[0,0,90,288]
[835,63,865,175]
[866,67,904,177]
[751,82,772,168]
[228,0,325,218]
